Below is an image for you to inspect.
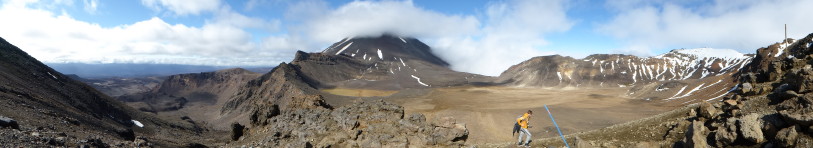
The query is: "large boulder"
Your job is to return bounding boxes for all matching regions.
[776,125,801,147]
[699,101,719,120]
[740,82,754,95]
[784,66,813,93]
[738,114,765,143]
[0,116,19,129]
[428,117,468,145]
[684,120,709,148]
[779,108,813,126]
[760,114,787,140]
[714,118,738,147]
[231,123,245,141]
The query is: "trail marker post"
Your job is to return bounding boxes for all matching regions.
[544,105,570,148]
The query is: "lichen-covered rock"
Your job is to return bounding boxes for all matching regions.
[776,125,800,147]
[738,114,765,143]
[684,120,709,148]
[699,101,718,120]
[779,108,813,126]
[713,119,737,147]
[740,82,754,94]
[428,117,468,145]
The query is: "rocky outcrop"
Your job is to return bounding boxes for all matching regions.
[684,120,709,148]
[221,63,317,118]
[235,99,468,147]
[674,33,813,147]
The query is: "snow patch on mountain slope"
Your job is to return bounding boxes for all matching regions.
[47,72,57,79]
[377,49,384,60]
[132,120,144,128]
[656,48,747,59]
[335,42,353,55]
[669,83,705,100]
[411,75,429,86]
[777,43,788,57]
[666,86,688,100]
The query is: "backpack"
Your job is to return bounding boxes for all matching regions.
[512,115,522,136]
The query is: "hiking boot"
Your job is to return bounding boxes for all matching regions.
[517,142,523,146]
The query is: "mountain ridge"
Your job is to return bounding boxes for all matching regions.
[0,37,222,147]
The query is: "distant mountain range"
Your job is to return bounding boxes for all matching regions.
[116,34,759,132]
[46,63,272,78]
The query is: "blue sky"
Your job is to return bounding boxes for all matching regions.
[1,0,812,76]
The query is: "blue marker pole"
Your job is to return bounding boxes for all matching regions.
[545,105,570,148]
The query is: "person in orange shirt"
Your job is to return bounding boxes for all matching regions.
[516,110,532,146]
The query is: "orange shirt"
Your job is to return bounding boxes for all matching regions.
[516,113,530,129]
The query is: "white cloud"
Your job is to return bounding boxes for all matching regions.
[83,0,98,14]
[435,0,572,76]
[0,1,285,66]
[291,0,480,42]
[283,0,572,76]
[209,6,280,31]
[599,0,813,56]
[1,0,575,76]
[141,0,221,16]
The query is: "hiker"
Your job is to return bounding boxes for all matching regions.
[516,110,532,146]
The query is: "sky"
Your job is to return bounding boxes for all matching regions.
[1,0,812,76]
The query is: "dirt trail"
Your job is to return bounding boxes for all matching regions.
[384,87,676,144]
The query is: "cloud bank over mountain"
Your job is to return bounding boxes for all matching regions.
[279,0,572,76]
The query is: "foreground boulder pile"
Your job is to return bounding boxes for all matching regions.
[230,95,468,147]
[678,33,813,147]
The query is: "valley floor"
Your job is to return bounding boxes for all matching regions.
[323,86,679,144]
